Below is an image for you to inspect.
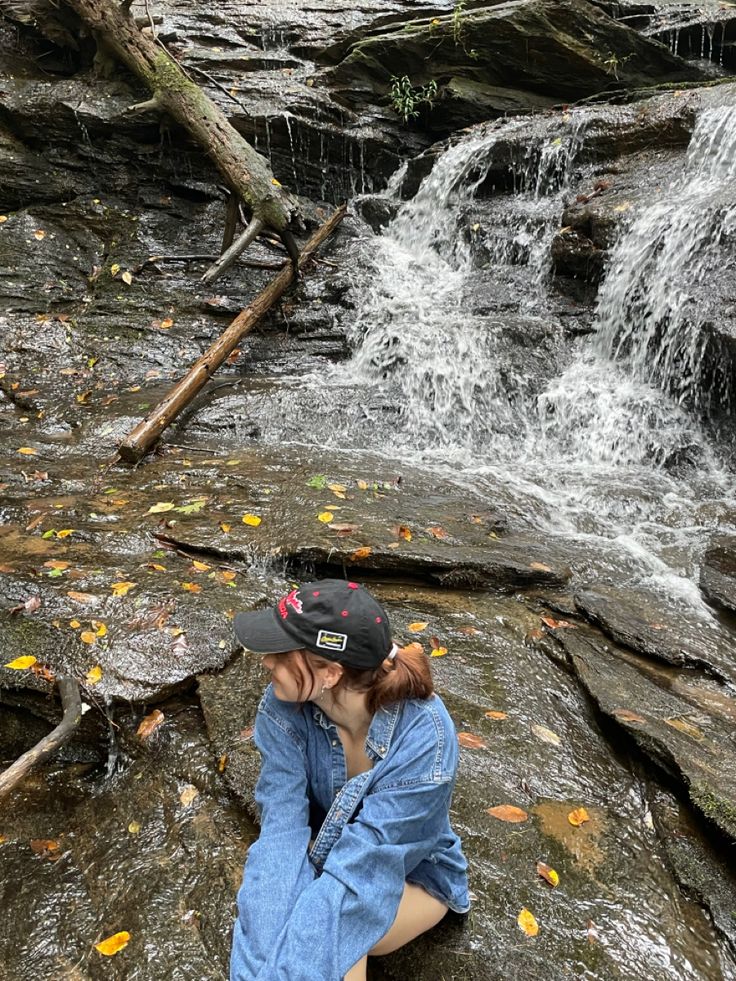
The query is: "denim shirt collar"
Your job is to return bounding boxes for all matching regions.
[309,700,401,760]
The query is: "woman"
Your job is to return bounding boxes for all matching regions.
[230,578,469,981]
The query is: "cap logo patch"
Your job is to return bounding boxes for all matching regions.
[278,588,303,619]
[316,629,348,652]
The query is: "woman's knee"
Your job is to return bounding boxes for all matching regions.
[369,883,448,957]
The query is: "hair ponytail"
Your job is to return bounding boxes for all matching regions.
[324,641,434,714]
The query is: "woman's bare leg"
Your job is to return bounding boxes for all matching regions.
[344,883,449,978]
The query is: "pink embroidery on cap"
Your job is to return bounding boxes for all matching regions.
[341,610,349,617]
[313,590,320,596]
[375,616,382,623]
[347,582,358,589]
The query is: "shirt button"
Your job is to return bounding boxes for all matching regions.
[379,746,386,753]
[332,740,338,747]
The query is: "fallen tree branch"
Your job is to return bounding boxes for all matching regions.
[202,216,265,285]
[118,204,347,463]
[0,676,82,801]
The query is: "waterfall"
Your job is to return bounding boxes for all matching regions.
[594,105,736,416]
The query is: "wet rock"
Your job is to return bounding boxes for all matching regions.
[326,0,709,133]
[700,534,736,614]
[552,625,736,843]
[574,584,736,685]
[648,784,736,959]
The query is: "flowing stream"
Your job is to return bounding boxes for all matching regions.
[279,103,736,606]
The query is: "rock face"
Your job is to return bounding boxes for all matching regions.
[700,535,736,614]
[326,0,709,131]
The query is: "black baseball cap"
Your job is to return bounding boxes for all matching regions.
[234,579,395,670]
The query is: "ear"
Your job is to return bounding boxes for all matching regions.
[324,662,344,687]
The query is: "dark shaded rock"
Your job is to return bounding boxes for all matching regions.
[649,783,736,959]
[574,585,736,684]
[700,534,736,614]
[552,625,736,843]
[326,0,709,133]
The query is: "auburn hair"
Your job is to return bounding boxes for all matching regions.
[279,642,433,713]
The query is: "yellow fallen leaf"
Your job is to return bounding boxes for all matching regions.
[92,621,107,638]
[357,480,368,490]
[69,619,81,629]
[318,512,334,523]
[328,483,347,499]
[487,804,528,823]
[127,821,141,835]
[95,931,130,956]
[568,807,590,827]
[484,710,508,720]
[218,753,227,772]
[242,514,262,527]
[0,215,7,223]
[17,447,38,456]
[121,271,133,285]
[56,529,74,539]
[531,724,562,747]
[430,646,448,657]
[271,178,282,186]
[159,318,174,329]
[4,655,37,670]
[110,263,120,276]
[86,664,102,685]
[147,563,166,572]
[518,908,539,937]
[111,581,136,597]
[191,560,211,571]
[536,861,559,887]
[182,582,201,593]
[80,631,97,645]
[408,622,428,633]
[665,717,704,741]
[33,229,46,240]
[147,502,175,514]
[219,522,231,533]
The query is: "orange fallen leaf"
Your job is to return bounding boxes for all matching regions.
[218,754,227,772]
[457,625,481,636]
[33,229,46,241]
[220,570,237,582]
[191,560,210,572]
[30,663,55,682]
[67,591,97,605]
[350,546,372,560]
[43,560,70,571]
[182,582,201,593]
[613,708,646,724]
[427,526,449,539]
[136,709,165,740]
[517,908,539,937]
[484,710,507,720]
[408,622,428,633]
[536,861,559,887]
[95,932,131,956]
[111,581,136,597]
[567,807,590,827]
[393,524,412,541]
[541,616,575,629]
[80,631,97,645]
[69,619,81,629]
[487,804,528,823]
[30,838,60,859]
[458,732,486,749]
[17,447,38,456]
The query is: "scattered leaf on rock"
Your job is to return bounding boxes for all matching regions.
[175,498,207,515]
[392,524,412,541]
[17,447,38,455]
[182,582,202,593]
[147,563,166,572]
[219,522,231,533]
[56,529,74,539]
[128,821,141,835]
[4,655,37,670]
[529,561,552,572]
[242,514,262,527]
[427,526,449,539]
[457,625,481,636]
[137,709,165,740]
[567,807,590,827]
[92,621,107,638]
[43,561,70,571]
[487,804,528,823]
[218,754,227,772]
[30,838,60,859]
[517,908,539,937]
[85,665,102,685]
[67,591,97,605]
[191,560,211,572]
[458,732,486,749]
[665,717,704,741]
[350,546,372,560]
[430,646,448,658]
[10,596,41,615]
[80,631,97,645]
[531,724,562,747]
[328,483,347,498]
[95,932,131,956]
[408,622,428,633]
[111,581,136,597]
[318,511,334,523]
[179,785,200,806]
[536,861,559,887]
[540,616,576,629]
[484,710,507,720]
[613,708,646,724]
[147,502,175,514]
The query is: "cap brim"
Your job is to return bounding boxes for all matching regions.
[234,607,298,654]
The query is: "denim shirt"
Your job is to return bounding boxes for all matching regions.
[230,684,469,981]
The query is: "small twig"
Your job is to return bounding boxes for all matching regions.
[164,443,219,453]
[143,0,157,37]
[186,63,252,114]
[201,216,265,285]
[0,677,82,800]
[222,193,240,253]
[132,254,217,274]
[125,94,163,115]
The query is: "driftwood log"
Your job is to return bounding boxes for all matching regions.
[0,676,82,801]
[61,0,300,261]
[118,204,347,463]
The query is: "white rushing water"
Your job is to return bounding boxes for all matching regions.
[277,104,736,601]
